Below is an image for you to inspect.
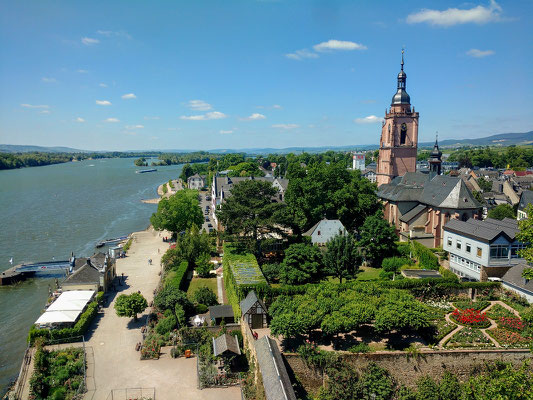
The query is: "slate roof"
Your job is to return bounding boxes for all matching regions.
[378,172,481,210]
[501,263,533,294]
[303,218,346,237]
[208,305,234,320]
[212,333,241,356]
[518,191,533,213]
[240,291,266,316]
[399,204,427,223]
[274,178,289,192]
[214,176,275,200]
[63,263,100,286]
[444,217,519,243]
[254,336,297,400]
[89,252,109,270]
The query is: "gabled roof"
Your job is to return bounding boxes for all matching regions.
[303,218,346,237]
[255,336,297,400]
[212,333,241,356]
[399,204,427,223]
[208,305,234,320]
[274,178,289,191]
[502,263,533,293]
[240,291,266,316]
[63,263,100,286]
[444,217,519,243]
[519,191,533,212]
[188,173,204,180]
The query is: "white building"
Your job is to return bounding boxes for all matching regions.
[443,218,526,281]
[187,174,206,190]
[303,218,347,246]
[518,191,533,220]
[352,152,365,171]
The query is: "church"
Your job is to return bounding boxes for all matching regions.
[376,53,482,248]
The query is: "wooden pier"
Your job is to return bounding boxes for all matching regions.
[0,265,34,285]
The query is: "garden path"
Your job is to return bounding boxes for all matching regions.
[437,313,462,348]
[484,300,521,317]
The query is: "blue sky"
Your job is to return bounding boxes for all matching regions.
[0,0,532,151]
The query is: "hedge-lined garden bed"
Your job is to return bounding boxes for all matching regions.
[445,327,495,348]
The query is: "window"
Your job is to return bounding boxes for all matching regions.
[400,126,407,144]
[511,244,526,258]
[490,245,509,259]
[466,243,471,253]
[456,240,462,250]
[477,247,482,257]
[447,237,452,247]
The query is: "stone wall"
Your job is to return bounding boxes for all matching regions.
[285,349,532,392]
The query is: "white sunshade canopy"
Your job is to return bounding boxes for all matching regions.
[36,310,80,324]
[35,290,95,326]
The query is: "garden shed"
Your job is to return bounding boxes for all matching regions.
[240,291,267,329]
[212,333,241,357]
[208,305,235,325]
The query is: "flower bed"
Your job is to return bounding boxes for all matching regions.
[499,317,527,332]
[452,300,490,311]
[450,308,491,328]
[445,327,495,348]
[434,320,457,342]
[141,338,161,360]
[485,304,516,321]
[487,328,532,348]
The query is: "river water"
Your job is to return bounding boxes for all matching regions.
[0,158,183,394]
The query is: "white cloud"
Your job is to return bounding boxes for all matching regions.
[105,118,119,123]
[272,104,282,109]
[42,77,57,83]
[96,100,112,106]
[125,124,144,129]
[406,0,502,27]
[313,40,367,52]
[466,48,495,58]
[76,117,85,122]
[180,111,227,120]
[242,113,266,121]
[81,37,99,45]
[96,30,132,39]
[144,116,160,120]
[21,104,49,109]
[121,93,136,100]
[354,115,383,124]
[77,69,89,74]
[286,49,319,60]
[99,83,108,88]
[39,110,50,114]
[272,124,299,130]
[187,100,212,111]
[220,130,233,134]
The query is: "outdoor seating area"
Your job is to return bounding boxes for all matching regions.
[35,290,95,328]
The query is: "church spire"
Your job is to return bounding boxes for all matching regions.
[392,49,410,105]
[429,133,442,180]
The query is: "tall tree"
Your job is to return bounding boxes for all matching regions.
[217,179,286,253]
[150,189,203,235]
[180,163,194,182]
[517,204,533,263]
[358,212,396,268]
[324,233,361,283]
[280,243,326,284]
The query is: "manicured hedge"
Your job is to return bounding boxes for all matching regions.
[28,301,98,345]
[165,260,189,291]
[412,241,440,270]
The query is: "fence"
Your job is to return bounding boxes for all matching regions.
[106,387,156,400]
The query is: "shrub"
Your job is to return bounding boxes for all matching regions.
[382,257,410,272]
[122,238,133,253]
[348,342,370,353]
[396,242,411,258]
[195,304,208,314]
[193,286,218,306]
[195,253,212,278]
[165,260,190,291]
[260,263,281,283]
[412,241,440,270]
[155,315,177,335]
[520,307,533,323]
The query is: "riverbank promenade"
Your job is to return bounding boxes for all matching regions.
[83,228,240,400]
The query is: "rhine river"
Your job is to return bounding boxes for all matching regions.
[0,158,183,394]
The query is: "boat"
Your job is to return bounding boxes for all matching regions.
[136,168,157,174]
[95,236,129,248]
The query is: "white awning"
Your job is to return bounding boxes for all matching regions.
[36,310,80,324]
[35,290,95,326]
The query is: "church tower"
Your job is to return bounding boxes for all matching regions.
[376,51,419,186]
[428,136,442,180]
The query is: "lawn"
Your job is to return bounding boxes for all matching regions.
[187,277,218,298]
[356,266,381,281]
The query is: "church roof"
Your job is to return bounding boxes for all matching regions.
[378,172,482,210]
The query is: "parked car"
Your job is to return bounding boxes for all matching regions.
[205,216,209,222]
[205,196,211,201]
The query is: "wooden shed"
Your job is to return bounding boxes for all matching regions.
[240,291,267,329]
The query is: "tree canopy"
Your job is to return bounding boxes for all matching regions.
[323,233,361,283]
[114,292,148,321]
[358,212,397,268]
[150,189,203,235]
[487,204,515,220]
[280,243,326,285]
[217,179,286,252]
[517,204,533,264]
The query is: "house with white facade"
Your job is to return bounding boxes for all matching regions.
[443,218,526,281]
[187,174,206,190]
[518,191,533,220]
[303,218,347,246]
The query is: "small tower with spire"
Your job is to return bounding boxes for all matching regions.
[376,49,419,186]
[428,135,442,180]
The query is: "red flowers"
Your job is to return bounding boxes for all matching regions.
[499,317,525,332]
[452,308,489,328]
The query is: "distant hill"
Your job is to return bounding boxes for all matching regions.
[0,144,87,153]
[419,131,533,149]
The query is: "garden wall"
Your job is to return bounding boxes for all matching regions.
[284,349,532,391]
